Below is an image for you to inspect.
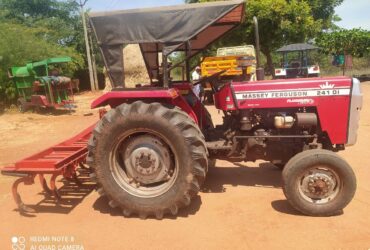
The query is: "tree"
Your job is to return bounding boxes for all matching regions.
[316,28,370,74]
[0,0,84,51]
[185,0,345,73]
[306,0,344,29]
[187,0,321,73]
[316,28,370,57]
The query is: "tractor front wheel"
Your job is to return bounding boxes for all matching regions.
[88,101,208,219]
[282,149,356,216]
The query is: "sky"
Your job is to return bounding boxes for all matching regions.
[86,0,370,30]
[335,0,370,30]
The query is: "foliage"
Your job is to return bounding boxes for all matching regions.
[316,28,370,57]
[0,0,81,45]
[0,0,86,104]
[0,81,16,106]
[306,0,344,29]
[185,0,344,73]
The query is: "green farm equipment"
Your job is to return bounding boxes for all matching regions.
[8,57,75,112]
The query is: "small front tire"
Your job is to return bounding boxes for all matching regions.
[282,149,356,216]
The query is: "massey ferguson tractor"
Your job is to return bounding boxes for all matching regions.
[1,1,363,219]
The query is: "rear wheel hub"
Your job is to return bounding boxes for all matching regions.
[123,135,171,185]
[131,148,160,175]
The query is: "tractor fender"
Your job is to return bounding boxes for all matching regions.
[91,88,199,124]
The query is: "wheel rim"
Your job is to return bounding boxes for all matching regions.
[298,165,341,204]
[109,129,179,198]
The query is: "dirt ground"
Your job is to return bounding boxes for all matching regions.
[0,84,370,250]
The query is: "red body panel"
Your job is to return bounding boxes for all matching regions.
[91,89,178,108]
[215,77,352,144]
[27,95,73,109]
[31,95,49,107]
[91,85,209,128]
[91,77,352,144]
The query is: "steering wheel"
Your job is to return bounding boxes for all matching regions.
[192,70,226,92]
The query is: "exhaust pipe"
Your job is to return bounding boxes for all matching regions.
[253,16,264,80]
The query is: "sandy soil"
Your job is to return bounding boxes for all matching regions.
[0,84,370,250]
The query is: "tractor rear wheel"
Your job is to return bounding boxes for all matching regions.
[203,107,216,168]
[88,101,208,219]
[282,149,356,216]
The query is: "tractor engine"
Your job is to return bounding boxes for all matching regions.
[206,76,361,167]
[207,108,322,165]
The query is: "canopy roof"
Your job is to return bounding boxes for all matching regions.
[276,43,318,53]
[89,0,245,87]
[32,57,72,68]
[9,57,72,77]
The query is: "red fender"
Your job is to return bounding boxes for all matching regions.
[91,88,199,125]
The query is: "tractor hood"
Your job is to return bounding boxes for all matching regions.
[89,0,245,87]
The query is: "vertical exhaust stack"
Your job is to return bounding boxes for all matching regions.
[253,16,264,80]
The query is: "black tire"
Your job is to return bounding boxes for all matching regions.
[282,149,356,216]
[274,163,285,170]
[208,158,216,168]
[308,73,319,78]
[87,101,208,219]
[203,107,215,168]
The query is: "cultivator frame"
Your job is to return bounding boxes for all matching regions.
[1,123,96,214]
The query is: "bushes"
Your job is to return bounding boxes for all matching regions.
[0,80,17,113]
[0,21,84,108]
[0,80,17,104]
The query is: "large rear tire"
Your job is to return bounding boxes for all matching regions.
[87,101,208,219]
[282,149,356,216]
[203,107,216,168]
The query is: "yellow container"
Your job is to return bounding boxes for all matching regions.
[201,55,256,77]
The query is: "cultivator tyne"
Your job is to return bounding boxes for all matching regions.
[1,123,96,214]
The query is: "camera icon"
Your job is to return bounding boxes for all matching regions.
[11,236,26,250]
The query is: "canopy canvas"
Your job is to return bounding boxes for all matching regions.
[89,0,245,87]
[276,43,318,53]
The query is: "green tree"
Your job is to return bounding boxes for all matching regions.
[244,0,321,73]
[316,28,370,74]
[316,28,370,57]
[306,0,344,29]
[0,0,82,48]
[186,0,343,73]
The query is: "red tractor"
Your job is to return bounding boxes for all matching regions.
[2,1,363,218]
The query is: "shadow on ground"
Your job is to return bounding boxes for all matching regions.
[270,199,343,217]
[92,195,202,220]
[16,162,312,218]
[18,174,95,217]
[92,161,285,219]
[202,162,313,216]
[202,162,282,193]
[35,107,76,116]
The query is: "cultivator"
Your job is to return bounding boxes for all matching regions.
[1,123,96,213]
